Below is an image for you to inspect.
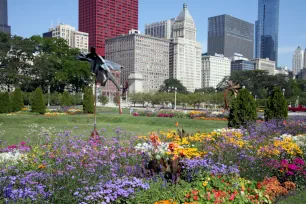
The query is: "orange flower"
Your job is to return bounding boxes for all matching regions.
[175,122,179,127]
[150,133,160,146]
[38,164,46,169]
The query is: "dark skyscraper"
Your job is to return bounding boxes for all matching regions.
[207,14,254,60]
[0,0,10,34]
[255,0,280,65]
[79,0,138,56]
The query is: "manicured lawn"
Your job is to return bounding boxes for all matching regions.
[277,190,306,204]
[0,111,227,145]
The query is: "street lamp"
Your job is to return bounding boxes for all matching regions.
[282,88,285,96]
[174,87,177,110]
[255,95,257,101]
[214,89,217,109]
[119,85,123,114]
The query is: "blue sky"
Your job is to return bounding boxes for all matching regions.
[8,0,306,68]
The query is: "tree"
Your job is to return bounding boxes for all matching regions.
[228,88,257,128]
[60,91,72,106]
[83,87,94,114]
[99,95,109,106]
[159,78,188,94]
[12,88,24,112]
[31,87,46,114]
[195,87,216,94]
[264,87,288,121]
[0,92,12,113]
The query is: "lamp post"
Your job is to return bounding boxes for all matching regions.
[174,87,177,110]
[214,89,217,110]
[119,85,123,114]
[47,85,50,107]
[282,88,285,96]
[255,95,257,101]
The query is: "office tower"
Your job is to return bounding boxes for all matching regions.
[43,24,89,53]
[145,18,176,39]
[251,58,276,75]
[255,0,280,65]
[202,54,231,88]
[231,60,255,72]
[292,46,304,76]
[79,0,138,56]
[0,0,11,34]
[304,49,306,68]
[170,3,202,92]
[106,30,170,92]
[207,14,254,60]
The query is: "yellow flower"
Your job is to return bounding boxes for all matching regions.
[38,164,46,169]
[203,181,208,187]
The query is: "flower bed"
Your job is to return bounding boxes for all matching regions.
[1,119,306,203]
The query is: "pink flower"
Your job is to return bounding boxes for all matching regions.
[294,158,305,166]
[287,171,294,176]
[20,141,27,146]
[8,145,17,149]
[288,164,298,171]
[281,159,288,167]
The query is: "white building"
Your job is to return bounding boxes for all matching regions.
[105,30,170,92]
[275,66,289,75]
[229,53,249,61]
[145,18,176,39]
[251,58,276,75]
[292,46,304,76]
[202,54,231,88]
[170,3,202,92]
[304,49,306,69]
[43,24,89,53]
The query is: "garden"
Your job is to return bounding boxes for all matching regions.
[1,87,306,203]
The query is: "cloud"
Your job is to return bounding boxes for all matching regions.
[278,46,296,54]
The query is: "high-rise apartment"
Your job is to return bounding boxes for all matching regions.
[255,0,280,65]
[170,4,202,92]
[78,0,138,56]
[43,24,89,53]
[145,18,176,39]
[0,0,10,34]
[207,14,254,60]
[202,54,231,88]
[106,30,170,92]
[292,46,304,76]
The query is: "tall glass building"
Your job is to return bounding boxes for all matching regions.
[0,0,11,34]
[255,0,280,65]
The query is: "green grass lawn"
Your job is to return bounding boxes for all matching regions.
[277,190,306,204]
[0,109,227,145]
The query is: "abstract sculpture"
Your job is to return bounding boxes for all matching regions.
[78,47,123,139]
[224,80,241,110]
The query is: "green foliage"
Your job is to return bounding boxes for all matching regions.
[12,88,24,112]
[31,87,46,115]
[0,92,12,113]
[22,92,33,105]
[113,95,120,106]
[228,88,257,128]
[60,91,72,106]
[71,93,83,105]
[159,78,188,94]
[99,95,109,106]
[50,92,61,106]
[83,87,94,114]
[195,87,216,94]
[264,87,288,121]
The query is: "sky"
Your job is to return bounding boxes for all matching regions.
[8,0,306,69]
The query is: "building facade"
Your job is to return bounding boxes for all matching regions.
[292,46,304,76]
[255,0,280,65]
[202,54,231,88]
[207,14,254,60]
[304,49,306,69]
[43,24,89,53]
[145,18,175,39]
[105,31,170,92]
[252,58,276,75]
[231,60,255,72]
[79,0,138,56]
[170,3,202,92]
[0,0,10,34]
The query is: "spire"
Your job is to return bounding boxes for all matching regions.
[176,3,194,23]
[183,3,187,9]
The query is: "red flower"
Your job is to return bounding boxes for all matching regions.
[185,193,191,199]
[193,195,198,201]
[229,193,236,201]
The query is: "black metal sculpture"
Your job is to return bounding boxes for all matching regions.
[77,47,123,139]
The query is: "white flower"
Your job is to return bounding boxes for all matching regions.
[0,150,26,165]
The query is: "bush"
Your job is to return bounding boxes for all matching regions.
[0,92,12,113]
[23,92,33,106]
[12,88,24,112]
[31,87,46,115]
[228,88,257,128]
[72,93,83,105]
[99,95,109,106]
[50,92,61,106]
[60,91,72,106]
[83,87,94,114]
[264,87,288,121]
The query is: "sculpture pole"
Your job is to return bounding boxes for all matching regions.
[91,80,99,139]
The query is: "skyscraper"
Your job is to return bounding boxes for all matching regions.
[0,0,11,34]
[145,18,176,39]
[292,46,304,76]
[207,15,254,60]
[170,3,202,92]
[255,0,280,65]
[78,0,138,56]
